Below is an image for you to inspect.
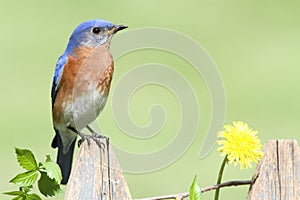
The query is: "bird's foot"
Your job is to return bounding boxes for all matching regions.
[86,125,109,149]
[86,125,109,140]
[77,135,91,147]
[67,125,90,147]
[67,125,109,148]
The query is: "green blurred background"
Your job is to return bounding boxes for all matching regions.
[1,0,300,199]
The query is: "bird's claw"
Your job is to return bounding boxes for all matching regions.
[67,125,109,148]
[78,134,92,147]
[86,125,108,139]
[86,125,109,146]
[92,132,108,140]
[77,132,108,149]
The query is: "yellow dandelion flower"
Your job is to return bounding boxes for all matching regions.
[217,121,263,170]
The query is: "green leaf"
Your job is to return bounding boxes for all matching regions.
[15,148,37,171]
[38,172,61,197]
[12,196,24,200]
[189,175,201,200]
[10,170,39,187]
[3,191,25,196]
[39,159,62,184]
[25,194,42,200]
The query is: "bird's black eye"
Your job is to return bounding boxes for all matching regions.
[92,27,101,34]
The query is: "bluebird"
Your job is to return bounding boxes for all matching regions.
[51,19,127,184]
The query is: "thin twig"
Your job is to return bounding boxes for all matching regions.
[202,180,252,192]
[135,180,252,200]
[135,193,189,200]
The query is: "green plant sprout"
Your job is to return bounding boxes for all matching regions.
[3,148,62,200]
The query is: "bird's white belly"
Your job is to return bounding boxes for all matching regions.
[64,90,107,130]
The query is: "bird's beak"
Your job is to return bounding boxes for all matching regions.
[107,25,128,35]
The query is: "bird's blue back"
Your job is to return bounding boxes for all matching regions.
[51,53,67,107]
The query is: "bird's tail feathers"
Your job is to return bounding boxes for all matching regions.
[52,131,76,184]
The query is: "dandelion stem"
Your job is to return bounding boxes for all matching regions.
[214,156,227,200]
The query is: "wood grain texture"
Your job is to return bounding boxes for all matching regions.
[247,140,300,200]
[64,138,132,200]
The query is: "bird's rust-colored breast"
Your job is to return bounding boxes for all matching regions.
[52,43,114,124]
[97,61,114,95]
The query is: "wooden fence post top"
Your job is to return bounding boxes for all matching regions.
[247,139,300,200]
[64,138,132,200]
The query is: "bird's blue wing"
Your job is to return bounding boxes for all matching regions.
[51,53,68,107]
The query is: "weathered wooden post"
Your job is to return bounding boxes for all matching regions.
[247,139,300,200]
[64,138,132,200]
[63,138,300,199]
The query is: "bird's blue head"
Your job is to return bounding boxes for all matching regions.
[65,19,127,55]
